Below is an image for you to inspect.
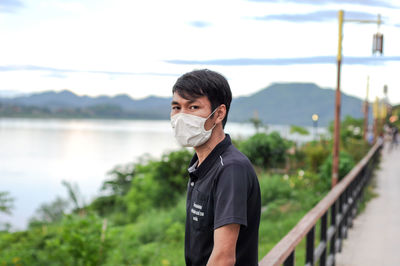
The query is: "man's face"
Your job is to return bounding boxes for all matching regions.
[171,92,216,131]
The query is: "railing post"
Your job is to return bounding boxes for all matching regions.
[343,188,349,239]
[306,226,315,266]
[284,250,295,266]
[330,202,337,266]
[320,213,328,266]
[338,194,343,252]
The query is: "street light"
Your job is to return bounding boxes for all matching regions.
[312,114,319,140]
[332,10,383,188]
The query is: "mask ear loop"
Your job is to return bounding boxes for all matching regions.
[204,106,221,130]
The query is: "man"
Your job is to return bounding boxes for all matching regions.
[170,69,261,266]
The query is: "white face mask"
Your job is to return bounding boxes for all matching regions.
[171,108,218,147]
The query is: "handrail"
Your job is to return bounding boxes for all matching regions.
[259,142,382,266]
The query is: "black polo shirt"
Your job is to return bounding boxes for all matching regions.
[185,134,261,266]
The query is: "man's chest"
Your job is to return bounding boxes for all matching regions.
[186,176,216,231]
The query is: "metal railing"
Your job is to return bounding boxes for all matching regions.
[259,142,382,266]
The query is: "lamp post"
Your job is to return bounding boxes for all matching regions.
[312,114,319,140]
[363,76,370,142]
[332,10,383,188]
[332,10,344,188]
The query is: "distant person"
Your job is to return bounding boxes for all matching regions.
[391,125,398,150]
[170,69,261,266]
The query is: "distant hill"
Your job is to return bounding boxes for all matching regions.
[0,83,370,126]
[0,90,171,120]
[230,83,369,126]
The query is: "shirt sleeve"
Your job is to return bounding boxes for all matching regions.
[213,163,249,230]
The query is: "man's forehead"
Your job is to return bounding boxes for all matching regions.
[172,92,209,104]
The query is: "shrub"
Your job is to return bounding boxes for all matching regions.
[319,151,355,190]
[44,214,109,266]
[124,149,192,221]
[302,141,330,173]
[258,175,293,206]
[239,132,288,169]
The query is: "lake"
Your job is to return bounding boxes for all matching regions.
[0,118,325,230]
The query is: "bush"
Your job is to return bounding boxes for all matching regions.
[104,196,186,266]
[302,141,330,173]
[44,214,109,266]
[124,149,192,221]
[319,151,355,190]
[239,132,288,169]
[258,175,293,206]
[342,138,370,163]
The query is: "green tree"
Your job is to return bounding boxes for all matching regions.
[0,191,13,214]
[29,196,69,227]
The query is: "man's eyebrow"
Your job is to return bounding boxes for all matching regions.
[171,99,197,105]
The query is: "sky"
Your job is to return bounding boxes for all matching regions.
[1,0,400,104]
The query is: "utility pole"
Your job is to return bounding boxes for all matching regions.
[332,11,383,188]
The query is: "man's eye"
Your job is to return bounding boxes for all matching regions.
[172,106,180,110]
[190,106,199,110]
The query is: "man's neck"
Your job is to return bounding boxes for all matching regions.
[195,129,226,166]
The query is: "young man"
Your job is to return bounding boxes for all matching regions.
[170,69,261,266]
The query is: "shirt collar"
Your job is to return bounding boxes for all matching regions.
[188,134,231,180]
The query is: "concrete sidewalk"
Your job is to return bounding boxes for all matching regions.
[335,143,400,266]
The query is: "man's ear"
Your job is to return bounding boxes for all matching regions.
[216,105,227,124]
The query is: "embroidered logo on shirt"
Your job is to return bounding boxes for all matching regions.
[192,202,204,221]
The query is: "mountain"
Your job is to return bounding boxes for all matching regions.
[0,90,171,120]
[230,83,368,126]
[0,84,369,126]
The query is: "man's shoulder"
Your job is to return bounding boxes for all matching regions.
[218,144,257,180]
[221,144,253,167]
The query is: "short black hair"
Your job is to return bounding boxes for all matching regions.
[172,69,232,127]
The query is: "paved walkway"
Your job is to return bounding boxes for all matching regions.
[336,143,400,266]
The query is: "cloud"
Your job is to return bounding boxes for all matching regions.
[188,21,212,28]
[166,56,400,66]
[0,0,24,13]
[0,65,180,77]
[254,10,378,23]
[248,0,395,8]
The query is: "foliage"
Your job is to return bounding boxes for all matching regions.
[319,151,355,190]
[0,214,108,266]
[88,164,135,220]
[104,196,186,265]
[62,180,85,211]
[28,196,69,227]
[44,214,108,265]
[0,191,13,214]
[239,132,288,169]
[302,140,331,173]
[124,149,192,221]
[102,164,135,196]
[343,138,371,163]
[290,125,309,135]
[249,111,267,133]
[258,175,293,206]
[329,115,364,144]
